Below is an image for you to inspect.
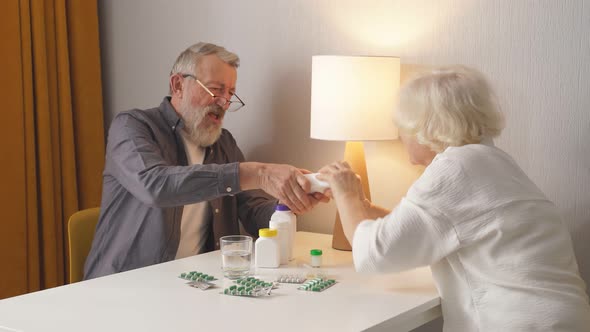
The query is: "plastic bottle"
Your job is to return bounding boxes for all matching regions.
[310,249,323,268]
[255,228,280,268]
[269,217,290,265]
[270,204,296,260]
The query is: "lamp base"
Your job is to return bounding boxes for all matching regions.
[332,212,352,250]
[331,141,371,251]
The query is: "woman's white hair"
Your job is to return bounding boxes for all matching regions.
[394,65,505,153]
[169,42,239,94]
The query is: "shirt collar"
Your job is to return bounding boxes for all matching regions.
[160,96,184,131]
[480,136,495,147]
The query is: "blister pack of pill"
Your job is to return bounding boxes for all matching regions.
[275,274,307,284]
[297,278,337,292]
[221,284,273,297]
[187,280,216,290]
[179,271,217,282]
[220,277,278,297]
[234,277,278,289]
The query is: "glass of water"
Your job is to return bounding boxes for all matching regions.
[220,235,253,279]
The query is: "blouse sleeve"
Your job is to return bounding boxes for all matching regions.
[352,156,462,273]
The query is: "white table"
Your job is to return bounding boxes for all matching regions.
[0,232,441,332]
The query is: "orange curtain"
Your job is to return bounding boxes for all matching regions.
[0,0,104,298]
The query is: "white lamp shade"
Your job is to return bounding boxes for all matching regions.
[310,55,400,141]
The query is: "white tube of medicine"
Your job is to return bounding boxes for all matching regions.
[310,249,322,268]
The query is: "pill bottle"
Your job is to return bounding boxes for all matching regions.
[270,204,296,260]
[255,228,280,268]
[310,249,323,268]
[269,217,290,265]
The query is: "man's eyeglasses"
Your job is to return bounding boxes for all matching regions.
[181,74,245,112]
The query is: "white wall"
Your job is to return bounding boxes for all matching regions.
[99,1,590,329]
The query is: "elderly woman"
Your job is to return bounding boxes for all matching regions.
[319,66,590,331]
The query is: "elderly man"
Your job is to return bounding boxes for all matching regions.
[84,42,323,279]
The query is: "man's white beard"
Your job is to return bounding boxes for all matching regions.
[178,102,224,147]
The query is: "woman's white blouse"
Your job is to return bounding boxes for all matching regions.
[353,143,590,331]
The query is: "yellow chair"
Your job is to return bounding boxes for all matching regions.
[67,207,100,283]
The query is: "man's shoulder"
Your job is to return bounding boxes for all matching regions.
[109,103,171,132]
[218,128,236,143]
[113,105,163,122]
[215,129,240,150]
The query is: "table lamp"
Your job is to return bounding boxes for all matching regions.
[310,55,400,250]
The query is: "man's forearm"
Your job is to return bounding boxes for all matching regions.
[238,162,264,191]
[237,162,316,215]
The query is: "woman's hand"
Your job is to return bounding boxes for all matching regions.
[317,162,391,243]
[316,161,372,244]
[317,161,366,202]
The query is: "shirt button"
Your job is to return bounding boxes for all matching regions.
[215,208,219,214]
[226,187,232,192]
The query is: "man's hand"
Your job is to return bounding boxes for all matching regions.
[240,163,327,214]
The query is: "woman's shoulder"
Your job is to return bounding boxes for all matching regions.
[409,143,521,203]
[415,142,547,211]
[442,142,508,163]
[441,143,525,180]
[409,150,468,200]
[421,143,499,182]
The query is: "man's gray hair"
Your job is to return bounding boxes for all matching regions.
[169,42,240,93]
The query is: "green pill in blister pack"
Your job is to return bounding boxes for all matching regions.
[178,271,217,290]
[297,278,337,292]
[234,277,277,289]
[179,271,217,282]
[221,284,273,297]
[220,277,276,297]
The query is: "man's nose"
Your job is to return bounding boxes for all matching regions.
[214,98,230,110]
[220,90,233,100]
